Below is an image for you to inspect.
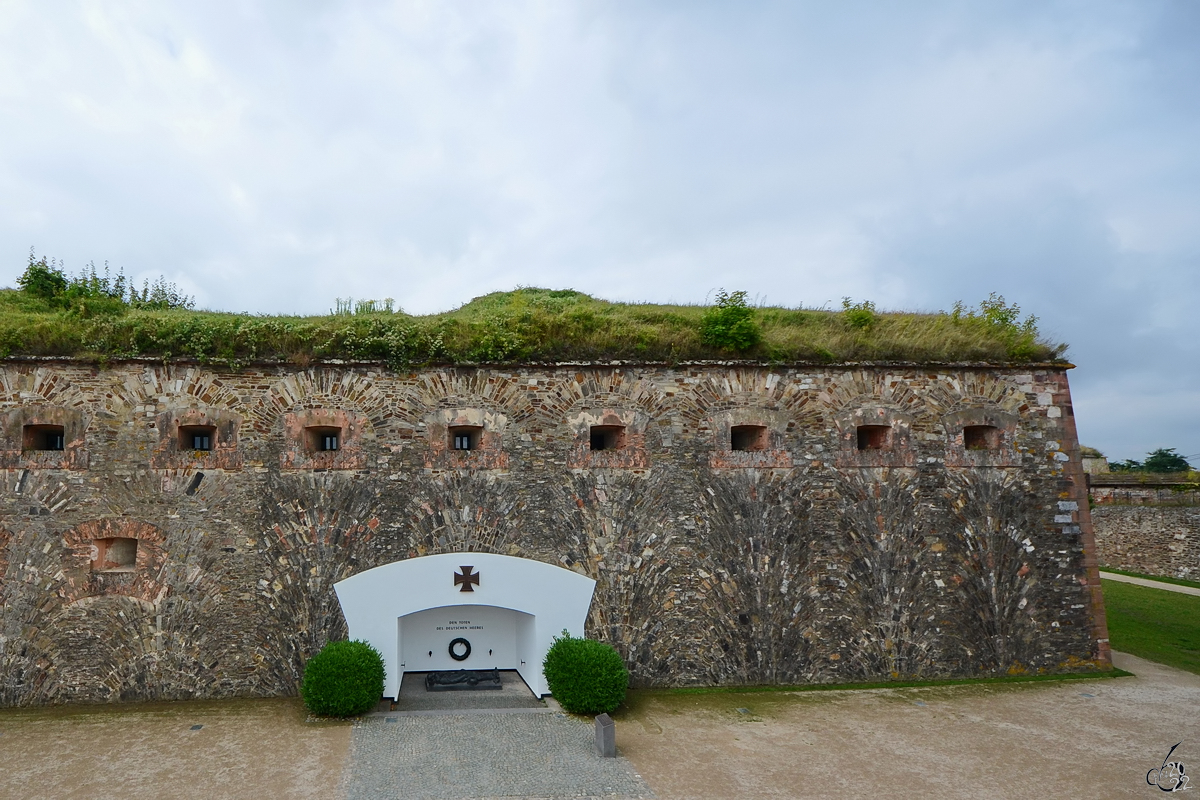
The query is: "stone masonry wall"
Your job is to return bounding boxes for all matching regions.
[1091,477,1200,579]
[1092,507,1200,580]
[0,361,1108,706]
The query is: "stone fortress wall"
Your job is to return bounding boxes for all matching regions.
[0,361,1108,706]
[1089,473,1200,580]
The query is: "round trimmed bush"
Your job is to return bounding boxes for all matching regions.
[301,639,385,717]
[542,631,628,715]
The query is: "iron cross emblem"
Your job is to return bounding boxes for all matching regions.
[454,566,480,592]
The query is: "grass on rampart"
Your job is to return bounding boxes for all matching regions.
[0,286,1066,367]
[1101,578,1200,675]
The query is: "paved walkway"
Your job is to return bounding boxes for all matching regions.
[1099,570,1200,596]
[342,671,651,799]
[341,711,652,799]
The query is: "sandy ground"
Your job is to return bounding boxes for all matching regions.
[0,697,350,800]
[1,652,1196,799]
[614,652,1200,799]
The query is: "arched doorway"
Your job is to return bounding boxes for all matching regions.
[334,553,596,698]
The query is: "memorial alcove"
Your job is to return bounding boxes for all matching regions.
[334,552,596,698]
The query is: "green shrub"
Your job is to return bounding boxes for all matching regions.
[542,631,628,715]
[950,293,1049,361]
[300,639,386,717]
[699,289,761,352]
[841,297,877,329]
[16,251,194,312]
[17,255,68,300]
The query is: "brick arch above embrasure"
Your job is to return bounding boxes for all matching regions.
[688,369,791,414]
[816,370,927,417]
[250,369,396,434]
[0,366,91,409]
[60,519,168,606]
[921,371,1032,418]
[409,369,537,423]
[111,365,246,411]
[680,370,815,468]
[536,369,673,422]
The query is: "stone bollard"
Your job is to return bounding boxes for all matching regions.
[594,713,616,757]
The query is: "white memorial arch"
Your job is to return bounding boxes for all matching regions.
[333,552,596,698]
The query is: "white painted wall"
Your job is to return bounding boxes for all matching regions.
[399,605,527,672]
[333,552,596,698]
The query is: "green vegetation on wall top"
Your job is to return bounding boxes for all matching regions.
[0,254,1066,368]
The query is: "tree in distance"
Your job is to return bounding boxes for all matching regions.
[1110,448,1192,473]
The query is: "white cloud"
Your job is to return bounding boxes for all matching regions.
[0,0,1196,460]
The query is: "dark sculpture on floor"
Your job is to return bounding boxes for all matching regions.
[424,668,503,691]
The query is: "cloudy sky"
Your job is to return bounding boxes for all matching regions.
[0,1,1196,463]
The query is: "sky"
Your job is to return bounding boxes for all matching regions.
[0,1,1196,464]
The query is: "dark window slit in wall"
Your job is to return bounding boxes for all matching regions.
[308,426,341,452]
[23,424,65,451]
[589,425,626,451]
[964,425,1000,451]
[450,426,482,451]
[856,425,890,451]
[730,425,768,452]
[180,425,216,451]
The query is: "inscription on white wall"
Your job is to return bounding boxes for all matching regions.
[437,619,484,632]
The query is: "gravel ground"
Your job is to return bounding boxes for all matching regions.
[3,652,1195,799]
[0,697,349,800]
[614,651,1200,799]
[341,712,653,800]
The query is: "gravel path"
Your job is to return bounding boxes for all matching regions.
[1099,570,1200,596]
[342,711,652,800]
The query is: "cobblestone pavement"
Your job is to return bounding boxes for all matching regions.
[341,710,653,800]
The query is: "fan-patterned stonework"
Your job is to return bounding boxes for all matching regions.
[0,362,1107,705]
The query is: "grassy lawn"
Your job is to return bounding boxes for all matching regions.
[1102,578,1200,675]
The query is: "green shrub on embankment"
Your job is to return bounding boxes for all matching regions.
[301,640,386,717]
[543,631,629,715]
